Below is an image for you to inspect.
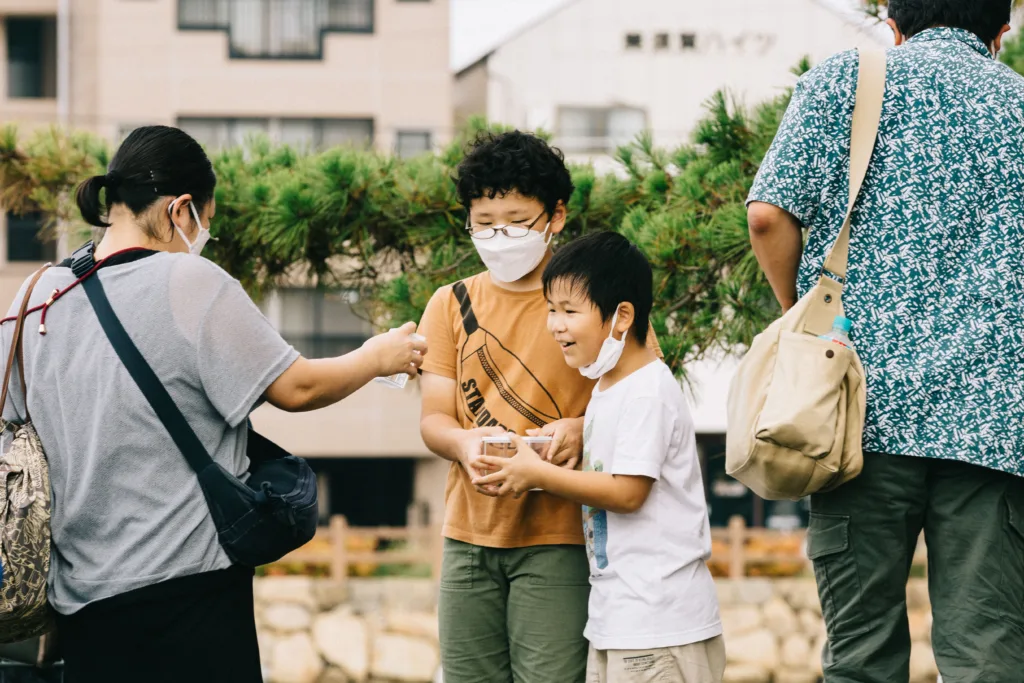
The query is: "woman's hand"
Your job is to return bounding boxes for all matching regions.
[361,322,428,378]
[472,433,549,498]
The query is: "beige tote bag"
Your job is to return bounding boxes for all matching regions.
[725,49,886,501]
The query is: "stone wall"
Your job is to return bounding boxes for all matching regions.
[255,577,440,683]
[254,576,937,683]
[716,578,937,683]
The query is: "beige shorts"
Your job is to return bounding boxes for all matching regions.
[586,635,725,683]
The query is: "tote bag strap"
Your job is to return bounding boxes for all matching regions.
[820,48,887,283]
[0,266,50,425]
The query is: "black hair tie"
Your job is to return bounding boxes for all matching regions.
[104,171,123,190]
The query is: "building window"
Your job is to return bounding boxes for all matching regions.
[267,288,373,359]
[178,117,373,150]
[624,33,641,49]
[6,212,57,263]
[280,118,374,150]
[395,131,431,159]
[681,33,697,49]
[178,0,374,59]
[178,117,271,149]
[5,18,58,99]
[557,106,647,154]
[654,33,670,50]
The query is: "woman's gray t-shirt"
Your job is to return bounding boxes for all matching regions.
[0,252,299,614]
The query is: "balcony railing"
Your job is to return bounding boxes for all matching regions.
[178,0,373,59]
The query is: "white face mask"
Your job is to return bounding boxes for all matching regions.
[580,310,627,380]
[472,222,552,283]
[169,199,211,256]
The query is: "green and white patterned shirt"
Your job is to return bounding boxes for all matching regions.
[748,28,1024,476]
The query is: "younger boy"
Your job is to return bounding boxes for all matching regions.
[474,231,724,683]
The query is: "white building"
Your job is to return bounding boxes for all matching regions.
[454,0,890,168]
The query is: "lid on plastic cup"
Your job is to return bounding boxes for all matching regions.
[481,436,553,444]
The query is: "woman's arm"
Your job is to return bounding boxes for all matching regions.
[264,323,426,412]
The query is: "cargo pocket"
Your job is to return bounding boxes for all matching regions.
[1000,498,1024,625]
[439,539,480,590]
[806,513,868,638]
[755,332,852,458]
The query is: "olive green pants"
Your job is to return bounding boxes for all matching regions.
[438,538,591,683]
[809,452,1024,683]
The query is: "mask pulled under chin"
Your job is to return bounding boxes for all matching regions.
[472,223,551,283]
[580,311,627,380]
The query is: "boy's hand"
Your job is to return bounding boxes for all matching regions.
[457,426,506,497]
[526,417,584,470]
[473,433,546,498]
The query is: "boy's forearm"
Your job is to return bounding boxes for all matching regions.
[420,412,466,463]
[533,465,645,514]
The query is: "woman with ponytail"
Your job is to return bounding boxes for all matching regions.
[0,126,426,681]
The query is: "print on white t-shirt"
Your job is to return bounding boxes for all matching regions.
[583,418,610,569]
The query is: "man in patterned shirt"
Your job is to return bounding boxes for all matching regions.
[746,1,1022,681]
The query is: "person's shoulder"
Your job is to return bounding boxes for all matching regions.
[988,59,1024,93]
[797,48,860,95]
[166,253,238,291]
[616,361,683,406]
[424,271,493,310]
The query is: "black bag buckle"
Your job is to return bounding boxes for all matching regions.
[70,242,97,279]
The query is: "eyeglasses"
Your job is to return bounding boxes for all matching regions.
[467,212,546,240]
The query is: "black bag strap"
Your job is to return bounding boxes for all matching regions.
[82,273,214,475]
[451,281,480,336]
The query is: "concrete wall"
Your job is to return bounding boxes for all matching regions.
[2,0,452,151]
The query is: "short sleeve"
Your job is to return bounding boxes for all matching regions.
[195,277,299,427]
[609,398,675,480]
[747,72,832,226]
[418,286,457,380]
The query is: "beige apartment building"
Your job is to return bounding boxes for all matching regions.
[0,0,452,528]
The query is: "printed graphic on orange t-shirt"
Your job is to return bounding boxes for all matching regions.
[453,280,562,432]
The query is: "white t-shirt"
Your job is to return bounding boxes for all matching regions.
[582,360,722,650]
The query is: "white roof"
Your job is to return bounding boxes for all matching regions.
[450,0,575,72]
[450,0,892,74]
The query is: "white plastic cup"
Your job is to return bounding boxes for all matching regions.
[480,435,552,491]
[373,331,426,389]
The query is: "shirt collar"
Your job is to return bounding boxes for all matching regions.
[907,27,992,58]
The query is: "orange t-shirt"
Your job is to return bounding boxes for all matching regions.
[419,272,659,549]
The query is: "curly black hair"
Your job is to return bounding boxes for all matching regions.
[454,131,575,217]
